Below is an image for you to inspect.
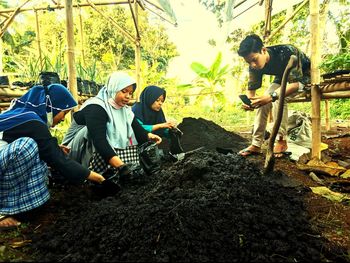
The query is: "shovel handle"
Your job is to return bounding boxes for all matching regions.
[264,55,298,175]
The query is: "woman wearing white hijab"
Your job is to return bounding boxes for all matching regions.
[62,72,161,176]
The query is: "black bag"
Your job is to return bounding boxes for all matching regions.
[139,142,162,174]
[168,128,184,155]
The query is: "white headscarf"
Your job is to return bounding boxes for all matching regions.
[82,72,137,149]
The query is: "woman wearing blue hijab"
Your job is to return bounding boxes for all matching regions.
[0,84,117,229]
[62,72,162,177]
[132,85,184,155]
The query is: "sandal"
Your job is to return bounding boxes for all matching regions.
[273,151,292,159]
[238,147,261,156]
[0,214,21,231]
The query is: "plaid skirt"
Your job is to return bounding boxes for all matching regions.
[90,145,139,174]
[0,137,50,215]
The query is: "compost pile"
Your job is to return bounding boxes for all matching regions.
[30,117,331,262]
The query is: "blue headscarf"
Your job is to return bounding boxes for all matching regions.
[132,85,167,125]
[0,84,77,131]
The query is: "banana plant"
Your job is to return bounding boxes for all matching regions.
[180,51,232,108]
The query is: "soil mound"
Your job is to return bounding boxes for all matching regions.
[178,117,249,152]
[29,118,337,262]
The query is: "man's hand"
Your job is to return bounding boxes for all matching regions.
[241,103,254,111]
[148,133,162,144]
[250,95,273,108]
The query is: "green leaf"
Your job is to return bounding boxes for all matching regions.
[176,83,194,90]
[190,62,209,77]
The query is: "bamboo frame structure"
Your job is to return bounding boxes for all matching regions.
[0,0,172,103]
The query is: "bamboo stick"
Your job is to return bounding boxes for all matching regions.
[65,0,79,107]
[0,87,26,97]
[0,0,31,38]
[320,81,350,93]
[325,100,330,131]
[134,0,142,101]
[35,10,43,70]
[0,1,132,14]
[310,0,321,159]
[78,6,86,66]
[86,0,137,44]
[265,0,308,43]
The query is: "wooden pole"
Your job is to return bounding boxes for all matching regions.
[310,0,321,159]
[78,6,86,66]
[35,10,43,70]
[265,0,308,43]
[65,0,78,106]
[134,0,142,101]
[263,0,272,39]
[0,1,133,14]
[0,39,3,75]
[0,0,31,38]
[86,0,137,44]
[325,100,330,131]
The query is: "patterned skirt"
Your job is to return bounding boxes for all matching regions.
[0,137,50,215]
[89,145,139,174]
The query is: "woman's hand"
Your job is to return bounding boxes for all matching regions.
[148,133,162,144]
[59,144,71,155]
[161,121,176,129]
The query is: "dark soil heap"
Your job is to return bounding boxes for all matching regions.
[177,117,249,152]
[29,118,334,262]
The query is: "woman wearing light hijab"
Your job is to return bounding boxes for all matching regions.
[0,84,116,230]
[62,72,162,176]
[132,85,184,155]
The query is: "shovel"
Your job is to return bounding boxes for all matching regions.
[264,55,298,175]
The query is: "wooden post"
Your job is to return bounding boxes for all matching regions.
[35,10,43,70]
[310,0,321,159]
[65,0,78,106]
[0,39,3,74]
[78,6,85,66]
[325,100,330,131]
[134,0,142,101]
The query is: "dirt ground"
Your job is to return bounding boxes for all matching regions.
[1,117,350,262]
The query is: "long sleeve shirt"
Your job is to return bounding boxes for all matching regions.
[72,104,149,162]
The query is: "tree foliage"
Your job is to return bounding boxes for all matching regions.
[0,3,178,86]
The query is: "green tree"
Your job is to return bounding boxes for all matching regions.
[179,52,231,110]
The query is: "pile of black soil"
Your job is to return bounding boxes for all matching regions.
[161,117,249,153]
[28,118,340,262]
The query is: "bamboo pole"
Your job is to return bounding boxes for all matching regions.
[86,0,137,44]
[0,39,3,74]
[0,0,31,38]
[265,0,308,43]
[35,10,43,70]
[134,0,142,101]
[78,6,86,66]
[65,0,78,106]
[0,1,132,14]
[325,100,330,131]
[263,0,272,39]
[310,0,321,159]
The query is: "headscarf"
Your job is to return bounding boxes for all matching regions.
[132,85,167,125]
[0,84,77,132]
[82,72,137,149]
